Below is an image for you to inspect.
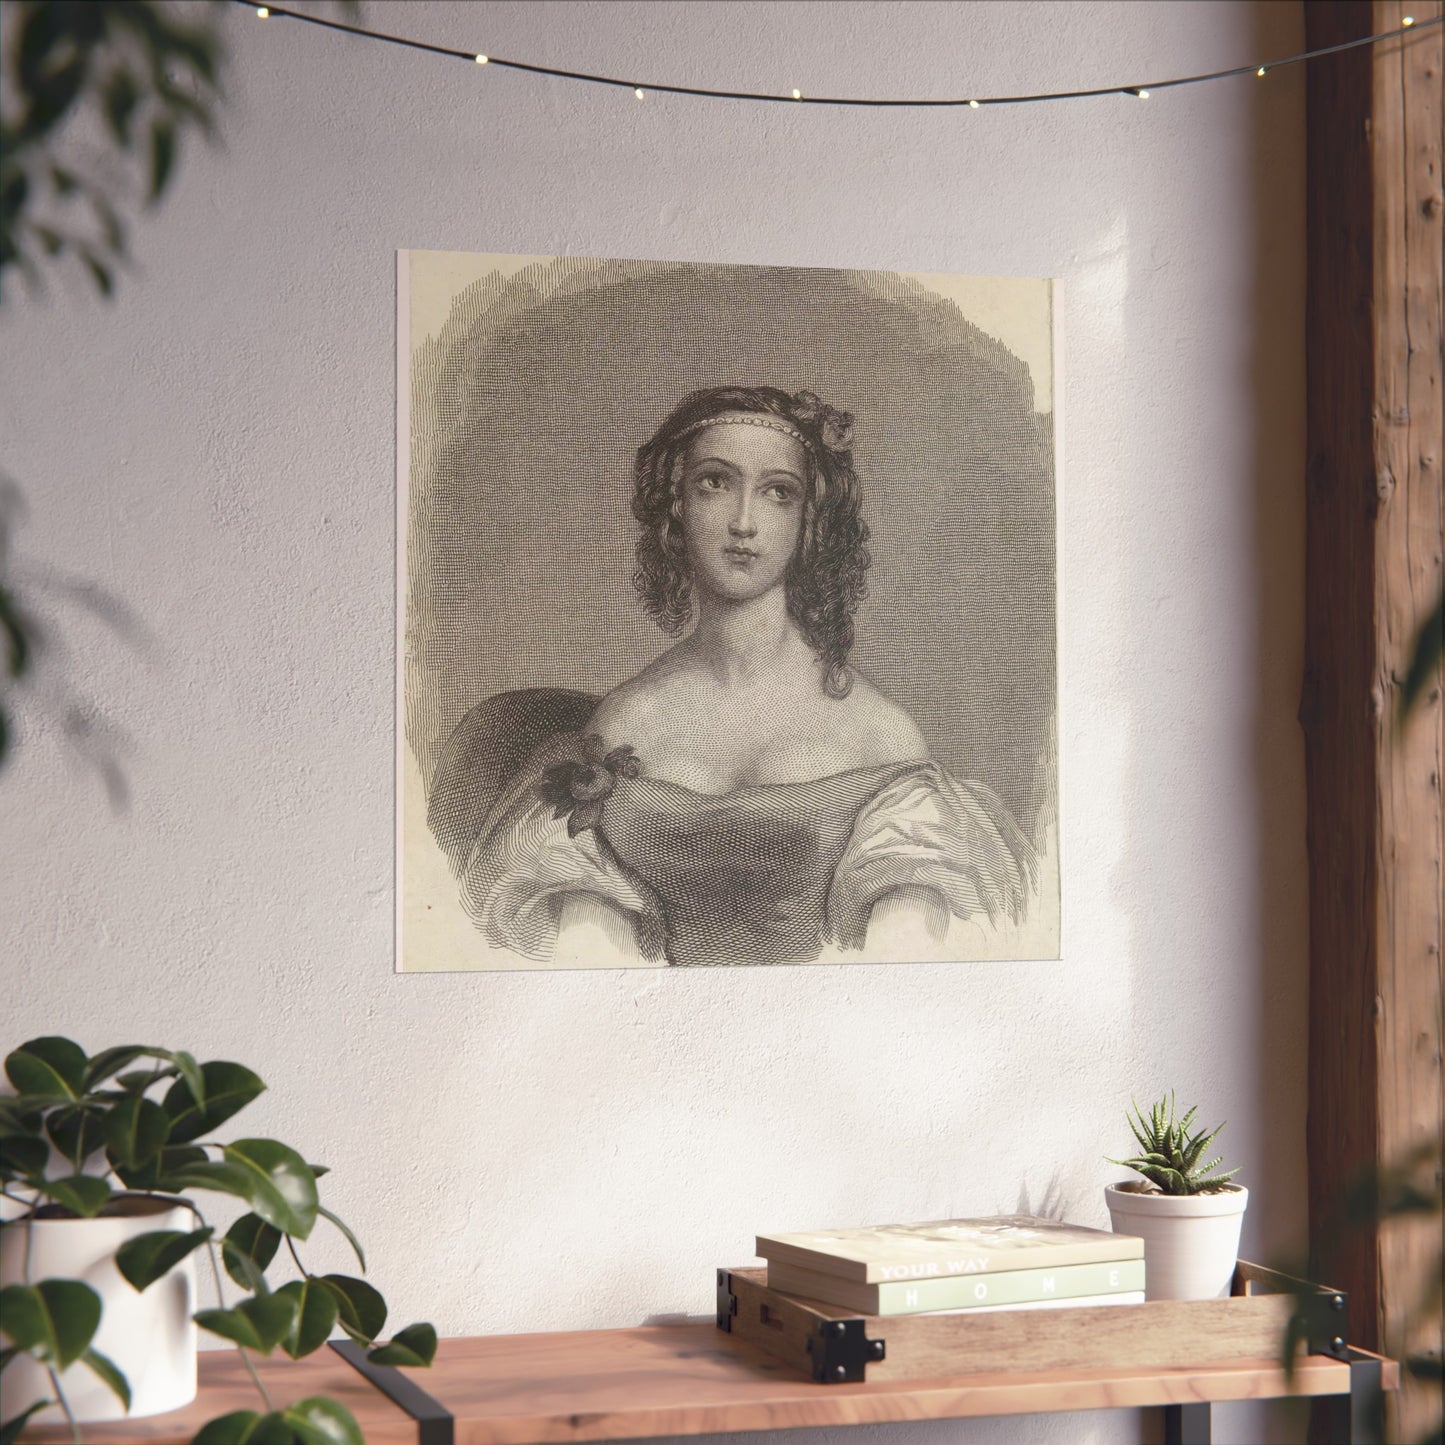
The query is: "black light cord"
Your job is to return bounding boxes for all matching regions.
[234,2,1441,108]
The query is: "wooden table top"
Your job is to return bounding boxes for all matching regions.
[20,1323,1399,1445]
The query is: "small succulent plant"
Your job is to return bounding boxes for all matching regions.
[1108,1092,1241,1196]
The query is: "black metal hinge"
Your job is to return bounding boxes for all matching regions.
[716,1268,738,1331]
[805,1317,886,1383]
[1299,1283,1351,1361]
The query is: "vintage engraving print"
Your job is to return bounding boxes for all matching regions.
[398,251,1060,971]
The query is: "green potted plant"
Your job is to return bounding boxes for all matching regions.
[0,1035,436,1443]
[1103,1091,1248,1300]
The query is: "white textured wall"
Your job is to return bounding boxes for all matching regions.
[1,3,1306,1442]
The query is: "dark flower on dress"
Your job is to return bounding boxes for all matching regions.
[537,734,641,837]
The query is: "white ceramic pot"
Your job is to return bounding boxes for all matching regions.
[0,1194,198,1422]
[1104,1181,1249,1301]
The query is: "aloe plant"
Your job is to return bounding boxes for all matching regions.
[1108,1091,1241,1196]
[0,1036,436,1444]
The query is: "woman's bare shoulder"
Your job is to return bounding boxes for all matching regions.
[835,672,930,767]
[590,646,698,744]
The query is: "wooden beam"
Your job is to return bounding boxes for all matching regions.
[1303,2,1444,1440]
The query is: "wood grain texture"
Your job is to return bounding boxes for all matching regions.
[1372,9,1445,1443]
[426,1324,1393,1445]
[729,1266,1294,1382]
[14,1323,1399,1445]
[1303,3,1444,1439]
[18,1348,418,1445]
[1303,0,1387,1359]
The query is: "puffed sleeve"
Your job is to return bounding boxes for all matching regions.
[826,765,1038,949]
[455,735,665,963]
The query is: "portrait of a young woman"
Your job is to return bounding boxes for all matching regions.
[399,253,1059,971]
[426,383,1036,968]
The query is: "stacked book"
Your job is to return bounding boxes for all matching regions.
[756,1215,1145,1317]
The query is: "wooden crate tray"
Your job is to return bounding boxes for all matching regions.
[717,1260,1353,1384]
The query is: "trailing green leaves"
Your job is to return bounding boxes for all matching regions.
[0,1134,48,1181]
[220,1139,318,1240]
[80,1346,131,1409]
[103,1093,169,1168]
[318,1206,365,1272]
[32,1172,112,1216]
[368,1323,438,1369]
[281,1397,366,1445]
[2,0,225,297]
[162,1061,264,1144]
[115,1226,213,1291]
[0,1400,54,1445]
[0,1032,436,1439]
[318,1274,386,1347]
[276,1277,339,1359]
[192,1412,288,1445]
[0,1280,101,1368]
[195,1291,299,1355]
[0,1095,43,1138]
[5,1036,86,1099]
[85,1046,203,1108]
[192,1400,364,1445]
[166,1140,317,1238]
[45,1102,107,1166]
[111,1141,207,1192]
[223,1212,282,1290]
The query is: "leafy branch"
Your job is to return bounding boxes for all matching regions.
[0,1036,436,1443]
[1,0,224,302]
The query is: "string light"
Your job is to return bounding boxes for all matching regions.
[235,2,1440,110]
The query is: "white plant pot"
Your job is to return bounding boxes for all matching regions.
[1104,1181,1249,1301]
[0,1194,198,1422]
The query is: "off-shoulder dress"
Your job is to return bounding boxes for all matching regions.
[428,689,1036,967]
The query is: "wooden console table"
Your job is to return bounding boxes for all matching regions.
[22,1322,1398,1445]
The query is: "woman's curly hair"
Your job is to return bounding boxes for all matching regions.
[631,385,871,699]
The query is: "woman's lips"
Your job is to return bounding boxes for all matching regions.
[724,545,759,559]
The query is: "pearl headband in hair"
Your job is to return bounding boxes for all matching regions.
[675,414,811,450]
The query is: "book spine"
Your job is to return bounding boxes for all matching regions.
[756,1237,1144,1284]
[872,1258,1145,1313]
[770,1258,1146,1314]
[932,1291,1145,1315]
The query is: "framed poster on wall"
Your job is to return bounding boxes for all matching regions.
[398,252,1060,971]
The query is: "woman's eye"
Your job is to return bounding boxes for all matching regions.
[696,474,726,491]
[765,485,797,503]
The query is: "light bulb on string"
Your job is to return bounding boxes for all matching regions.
[216,0,1444,113]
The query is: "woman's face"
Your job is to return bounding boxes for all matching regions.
[678,417,807,605]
